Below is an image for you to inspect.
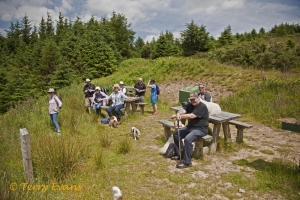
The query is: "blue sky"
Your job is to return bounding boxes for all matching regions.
[0,0,299,42]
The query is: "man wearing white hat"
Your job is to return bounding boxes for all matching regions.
[83,78,95,114]
[101,84,130,121]
[119,81,127,95]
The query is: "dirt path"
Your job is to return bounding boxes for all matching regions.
[133,80,300,199]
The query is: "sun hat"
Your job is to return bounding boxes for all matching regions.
[188,92,199,99]
[85,78,91,82]
[48,88,55,93]
[113,84,120,89]
[119,81,124,84]
[95,86,100,91]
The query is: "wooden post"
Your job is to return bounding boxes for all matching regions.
[20,128,33,183]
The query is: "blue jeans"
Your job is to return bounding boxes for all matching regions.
[50,113,60,131]
[93,102,103,110]
[106,104,124,119]
[173,126,206,164]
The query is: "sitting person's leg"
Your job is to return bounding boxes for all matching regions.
[173,126,189,157]
[114,104,124,120]
[106,106,115,117]
[182,129,206,164]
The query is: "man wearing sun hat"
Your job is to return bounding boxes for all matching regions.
[102,83,130,121]
[83,78,95,114]
[170,92,209,169]
[119,81,127,95]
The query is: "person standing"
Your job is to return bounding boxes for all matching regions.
[170,92,209,169]
[119,81,127,94]
[83,78,95,114]
[48,88,62,135]
[92,86,108,115]
[198,84,212,102]
[147,79,158,115]
[133,78,146,103]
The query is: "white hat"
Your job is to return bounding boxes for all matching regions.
[95,86,100,91]
[85,78,91,82]
[48,88,55,93]
[113,84,120,89]
[119,81,124,84]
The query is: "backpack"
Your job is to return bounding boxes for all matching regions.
[101,118,110,124]
[163,143,176,158]
[156,85,160,95]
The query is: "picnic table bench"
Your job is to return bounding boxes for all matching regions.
[170,106,252,153]
[158,119,213,157]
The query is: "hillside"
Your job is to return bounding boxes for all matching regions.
[1,57,300,199]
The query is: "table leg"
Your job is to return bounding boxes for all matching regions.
[125,102,130,115]
[222,122,231,142]
[131,101,137,112]
[210,122,221,154]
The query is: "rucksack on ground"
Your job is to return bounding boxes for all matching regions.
[156,85,160,95]
[101,118,110,124]
[163,143,176,158]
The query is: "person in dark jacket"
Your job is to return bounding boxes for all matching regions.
[83,78,95,114]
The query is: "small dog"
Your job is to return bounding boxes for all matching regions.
[112,186,122,200]
[130,127,141,140]
[174,120,185,128]
[109,116,119,128]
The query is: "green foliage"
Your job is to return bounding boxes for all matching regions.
[116,137,132,154]
[180,20,210,56]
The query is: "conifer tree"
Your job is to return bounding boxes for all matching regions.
[39,17,46,40]
[21,14,32,44]
[180,20,210,56]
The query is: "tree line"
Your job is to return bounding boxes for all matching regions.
[0,11,299,114]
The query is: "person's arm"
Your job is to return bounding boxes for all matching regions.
[147,80,152,88]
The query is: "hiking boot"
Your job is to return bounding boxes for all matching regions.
[176,163,192,169]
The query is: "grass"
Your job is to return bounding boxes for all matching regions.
[260,149,275,155]
[1,57,300,199]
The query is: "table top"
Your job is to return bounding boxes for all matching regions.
[170,106,241,123]
[124,97,140,102]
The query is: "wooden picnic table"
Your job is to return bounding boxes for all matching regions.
[170,106,242,153]
[124,97,141,114]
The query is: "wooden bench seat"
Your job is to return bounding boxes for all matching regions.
[135,102,148,114]
[229,120,253,143]
[158,119,213,157]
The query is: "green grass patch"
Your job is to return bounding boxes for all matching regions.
[260,149,275,155]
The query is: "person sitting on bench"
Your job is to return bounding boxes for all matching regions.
[170,92,209,169]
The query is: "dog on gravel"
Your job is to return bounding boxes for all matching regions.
[130,127,141,140]
[109,116,119,128]
[173,120,185,128]
[112,186,122,200]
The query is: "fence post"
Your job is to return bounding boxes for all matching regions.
[20,128,33,183]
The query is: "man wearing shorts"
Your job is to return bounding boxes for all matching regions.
[83,78,95,114]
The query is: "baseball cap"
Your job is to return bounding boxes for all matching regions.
[189,92,199,99]
[199,84,205,88]
[119,81,124,84]
[86,78,91,82]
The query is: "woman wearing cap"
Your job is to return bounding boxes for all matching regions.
[92,86,108,115]
[102,84,130,121]
[147,79,158,115]
[48,88,62,135]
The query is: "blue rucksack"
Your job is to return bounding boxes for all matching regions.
[101,118,110,124]
[156,85,160,95]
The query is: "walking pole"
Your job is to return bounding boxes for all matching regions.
[177,119,181,162]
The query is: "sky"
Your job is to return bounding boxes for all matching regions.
[0,0,299,42]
